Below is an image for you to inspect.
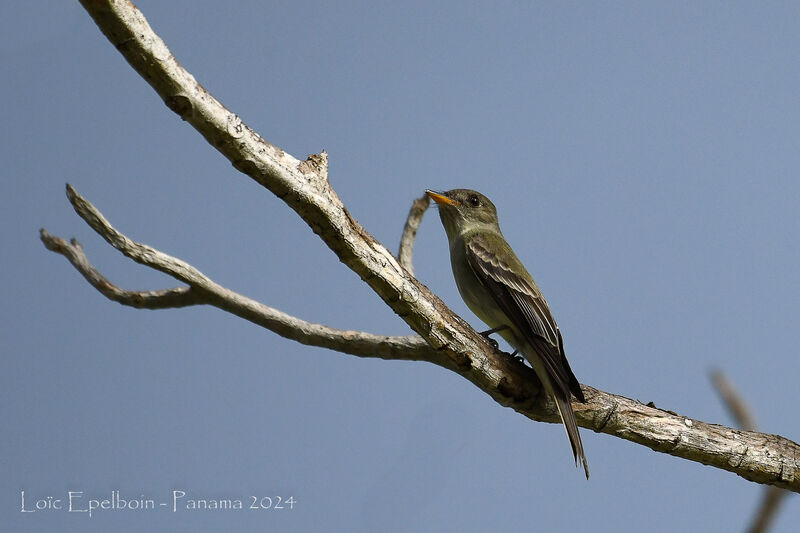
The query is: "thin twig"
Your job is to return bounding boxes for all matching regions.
[397,194,430,275]
[710,369,757,431]
[746,488,786,533]
[40,229,200,308]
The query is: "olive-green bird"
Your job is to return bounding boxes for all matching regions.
[426,188,589,478]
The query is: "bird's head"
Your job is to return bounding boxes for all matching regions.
[425,189,500,240]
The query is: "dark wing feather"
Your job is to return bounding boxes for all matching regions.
[465,234,585,403]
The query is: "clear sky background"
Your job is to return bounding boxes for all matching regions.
[2,2,799,532]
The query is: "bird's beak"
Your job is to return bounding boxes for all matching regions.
[425,190,459,206]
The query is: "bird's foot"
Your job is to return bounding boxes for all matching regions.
[479,325,508,350]
[481,335,499,350]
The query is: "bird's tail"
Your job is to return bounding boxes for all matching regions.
[552,390,590,479]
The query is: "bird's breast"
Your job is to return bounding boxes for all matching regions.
[449,239,509,330]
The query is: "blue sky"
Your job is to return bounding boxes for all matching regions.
[2,2,799,531]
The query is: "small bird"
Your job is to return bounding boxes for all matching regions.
[426,189,589,478]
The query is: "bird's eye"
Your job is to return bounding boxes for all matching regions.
[469,195,480,207]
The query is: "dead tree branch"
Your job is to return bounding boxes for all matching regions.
[40,188,437,364]
[45,0,800,491]
[711,370,758,432]
[397,194,431,275]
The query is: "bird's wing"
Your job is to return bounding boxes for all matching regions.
[465,233,584,402]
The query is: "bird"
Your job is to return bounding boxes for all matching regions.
[426,188,589,478]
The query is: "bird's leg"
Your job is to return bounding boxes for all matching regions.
[480,325,520,354]
[480,325,508,336]
[479,326,524,363]
[505,348,524,364]
[480,326,527,364]
[479,325,508,350]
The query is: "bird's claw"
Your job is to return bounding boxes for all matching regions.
[480,325,509,350]
[480,333,500,350]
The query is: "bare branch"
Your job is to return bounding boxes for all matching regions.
[397,194,431,275]
[40,229,199,309]
[60,0,800,492]
[747,488,786,533]
[711,369,758,431]
[710,369,789,533]
[42,188,441,364]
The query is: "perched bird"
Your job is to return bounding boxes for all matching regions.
[426,188,589,478]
